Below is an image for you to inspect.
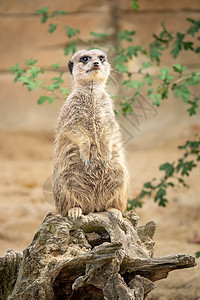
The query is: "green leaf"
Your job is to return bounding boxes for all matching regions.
[141,61,152,69]
[48,24,57,33]
[160,163,174,177]
[53,10,67,15]
[176,160,197,176]
[27,66,40,78]
[127,198,143,210]
[65,26,80,38]
[183,41,193,51]
[120,102,133,116]
[131,0,139,10]
[148,93,162,106]
[51,77,64,84]
[45,84,58,91]
[37,96,53,105]
[195,251,200,258]
[118,30,135,42]
[158,67,170,79]
[149,46,162,63]
[153,22,173,46]
[170,46,180,59]
[52,62,60,70]
[47,97,54,104]
[158,197,168,207]
[90,32,108,38]
[35,7,48,15]
[174,83,190,102]
[188,140,200,149]
[10,64,26,82]
[177,177,189,188]
[173,64,187,75]
[158,68,173,84]
[170,32,185,58]
[157,87,168,99]
[155,188,166,201]
[25,58,38,66]
[114,109,119,116]
[64,42,76,55]
[186,18,200,36]
[10,63,19,72]
[140,190,151,198]
[138,61,153,74]
[123,80,144,89]
[113,54,128,73]
[35,7,49,23]
[144,182,153,189]
[144,73,153,86]
[60,87,69,94]
[185,73,200,86]
[187,105,197,116]
[178,141,190,149]
[41,15,48,23]
[126,46,142,58]
[195,46,200,53]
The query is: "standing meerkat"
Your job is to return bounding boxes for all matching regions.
[53,49,128,220]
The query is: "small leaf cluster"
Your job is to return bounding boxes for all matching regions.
[11,7,112,105]
[114,18,200,115]
[131,0,139,10]
[10,59,69,104]
[127,138,200,209]
[35,7,67,24]
[34,7,110,57]
[35,7,80,56]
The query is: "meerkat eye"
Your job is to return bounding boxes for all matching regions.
[80,56,90,63]
[99,55,105,62]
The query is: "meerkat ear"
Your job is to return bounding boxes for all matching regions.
[68,61,74,74]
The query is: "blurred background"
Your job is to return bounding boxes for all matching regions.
[0,1,200,299]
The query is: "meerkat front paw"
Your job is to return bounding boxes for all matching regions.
[68,207,83,219]
[107,208,123,222]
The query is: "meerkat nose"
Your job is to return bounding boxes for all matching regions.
[93,61,99,67]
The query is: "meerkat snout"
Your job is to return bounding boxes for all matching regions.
[93,61,99,67]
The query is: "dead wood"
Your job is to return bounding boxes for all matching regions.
[0,211,196,300]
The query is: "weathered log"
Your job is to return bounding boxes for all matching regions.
[0,249,22,300]
[0,211,196,300]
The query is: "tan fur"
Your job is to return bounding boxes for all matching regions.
[53,49,129,217]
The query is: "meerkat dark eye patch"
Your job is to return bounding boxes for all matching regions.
[80,56,91,63]
[68,61,74,74]
[99,55,105,62]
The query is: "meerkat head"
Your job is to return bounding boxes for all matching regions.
[68,49,110,88]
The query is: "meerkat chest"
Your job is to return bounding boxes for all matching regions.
[89,93,113,128]
[76,92,113,122]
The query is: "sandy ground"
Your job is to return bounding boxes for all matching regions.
[0,123,200,299]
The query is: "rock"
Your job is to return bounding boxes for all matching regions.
[0,210,196,300]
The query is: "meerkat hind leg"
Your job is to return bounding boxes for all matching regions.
[68,207,83,220]
[107,208,123,222]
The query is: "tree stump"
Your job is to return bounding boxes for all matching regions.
[0,211,196,300]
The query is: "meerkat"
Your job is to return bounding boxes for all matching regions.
[53,49,129,221]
